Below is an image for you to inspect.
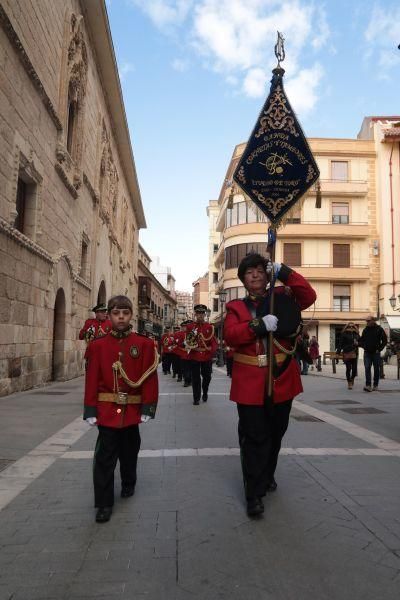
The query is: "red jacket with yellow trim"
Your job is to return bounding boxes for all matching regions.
[224,267,316,405]
[185,322,218,362]
[79,318,112,342]
[83,331,159,427]
[161,333,174,355]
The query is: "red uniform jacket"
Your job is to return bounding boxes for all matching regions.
[79,318,112,342]
[161,333,174,355]
[172,330,188,359]
[84,331,159,427]
[224,267,316,406]
[185,322,218,362]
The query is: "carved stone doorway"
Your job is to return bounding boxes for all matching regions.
[52,288,66,380]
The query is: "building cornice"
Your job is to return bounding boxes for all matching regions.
[81,0,146,228]
[0,3,62,132]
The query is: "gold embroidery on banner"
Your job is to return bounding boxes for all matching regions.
[255,85,299,138]
[251,189,301,217]
[306,163,317,183]
[260,153,293,175]
[237,165,246,185]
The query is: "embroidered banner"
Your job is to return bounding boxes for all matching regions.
[233,67,319,225]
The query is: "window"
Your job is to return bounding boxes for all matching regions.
[283,243,301,266]
[14,178,27,233]
[247,203,257,223]
[333,244,350,267]
[213,243,218,254]
[238,202,247,224]
[213,298,219,312]
[225,243,268,269]
[285,205,301,224]
[80,238,89,279]
[230,204,238,226]
[66,101,76,155]
[331,161,348,181]
[13,167,39,239]
[332,203,349,224]
[213,272,218,284]
[333,285,350,311]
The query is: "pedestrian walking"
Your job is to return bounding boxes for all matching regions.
[185,305,218,405]
[224,253,316,517]
[171,326,182,381]
[337,323,359,389]
[309,335,320,371]
[179,320,193,387]
[84,295,159,523]
[359,315,387,392]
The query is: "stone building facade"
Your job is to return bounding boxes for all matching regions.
[0,1,146,395]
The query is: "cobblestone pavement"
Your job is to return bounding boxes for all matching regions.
[0,368,399,599]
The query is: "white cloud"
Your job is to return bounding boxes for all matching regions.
[243,68,268,98]
[285,63,323,115]
[130,0,330,110]
[129,0,192,29]
[365,4,400,74]
[119,61,135,81]
[171,58,190,72]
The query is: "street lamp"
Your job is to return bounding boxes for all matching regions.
[389,294,400,311]
[216,289,227,367]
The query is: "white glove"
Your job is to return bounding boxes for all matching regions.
[273,262,281,277]
[86,417,97,426]
[141,415,151,423]
[262,314,278,332]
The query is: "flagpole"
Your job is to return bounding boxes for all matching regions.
[265,227,277,406]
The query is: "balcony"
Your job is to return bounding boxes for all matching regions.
[298,265,369,281]
[279,222,369,239]
[310,179,368,197]
[302,307,370,322]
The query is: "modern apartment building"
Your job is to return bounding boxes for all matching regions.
[212,136,378,353]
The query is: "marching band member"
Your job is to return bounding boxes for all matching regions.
[224,253,316,517]
[84,295,159,523]
[186,305,218,405]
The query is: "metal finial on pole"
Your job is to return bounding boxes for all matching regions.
[274,31,285,67]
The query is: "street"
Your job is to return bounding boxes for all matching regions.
[0,368,399,600]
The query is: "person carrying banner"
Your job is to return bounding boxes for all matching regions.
[84,295,159,523]
[224,253,316,517]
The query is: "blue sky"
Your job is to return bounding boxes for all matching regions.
[106,0,400,292]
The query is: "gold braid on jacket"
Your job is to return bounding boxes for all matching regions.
[112,348,159,391]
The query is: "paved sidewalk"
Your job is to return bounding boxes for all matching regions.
[307,359,399,381]
[0,369,399,599]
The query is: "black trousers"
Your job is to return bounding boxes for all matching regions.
[237,401,292,500]
[171,354,182,378]
[345,358,357,382]
[181,359,192,385]
[162,353,172,374]
[191,360,212,401]
[93,425,141,508]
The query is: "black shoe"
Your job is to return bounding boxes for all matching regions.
[183,382,190,387]
[172,374,176,378]
[246,497,264,517]
[266,478,277,492]
[95,507,112,523]
[121,485,135,498]
[202,394,208,402]
[177,377,182,382]
[193,399,200,405]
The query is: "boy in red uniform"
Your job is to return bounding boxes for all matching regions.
[84,295,159,523]
[79,303,111,344]
[224,253,316,517]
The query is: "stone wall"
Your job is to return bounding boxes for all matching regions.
[0,1,143,395]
